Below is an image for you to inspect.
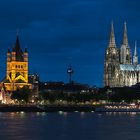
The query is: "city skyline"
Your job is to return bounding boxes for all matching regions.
[0,0,139,86]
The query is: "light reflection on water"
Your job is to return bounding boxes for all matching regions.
[0,112,140,140]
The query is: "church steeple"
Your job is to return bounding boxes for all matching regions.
[104,22,120,87]
[122,22,128,46]
[5,32,31,91]
[12,32,24,61]
[109,22,116,48]
[15,31,21,50]
[133,41,138,65]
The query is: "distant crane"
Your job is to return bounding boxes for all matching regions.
[67,65,74,84]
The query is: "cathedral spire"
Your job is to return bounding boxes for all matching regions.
[134,41,137,56]
[109,22,116,48]
[133,41,138,65]
[122,22,128,46]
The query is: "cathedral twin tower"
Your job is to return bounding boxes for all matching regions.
[104,22,140,87]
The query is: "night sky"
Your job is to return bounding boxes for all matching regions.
[0,0,139,87]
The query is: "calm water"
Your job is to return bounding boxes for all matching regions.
[0,112,140,140]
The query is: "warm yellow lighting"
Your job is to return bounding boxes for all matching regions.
[4,39,32,91]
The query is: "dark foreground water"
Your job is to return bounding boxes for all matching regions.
[0,112,140,140]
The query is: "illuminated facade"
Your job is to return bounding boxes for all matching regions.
[104,22,140,87]
[0,83,12,104]
[4,34,32,91]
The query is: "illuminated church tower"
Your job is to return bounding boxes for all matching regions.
[4,33,32,91]
[104,22,120,87]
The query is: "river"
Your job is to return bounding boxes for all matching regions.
[0,112,139,140]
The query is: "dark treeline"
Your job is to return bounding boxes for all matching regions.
[11,86,32,103]
[38,88,107,103]
[10,85,140,104]
[109,87,140,102]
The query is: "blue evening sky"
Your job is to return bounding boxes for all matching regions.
[0,0,139,87]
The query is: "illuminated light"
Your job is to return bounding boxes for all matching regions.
[4,46,32,91]
[58,111,63,115]
[130,103,135,106]
[2,100,6,104]
[36,112,40,116]
[75,111,78,113]
[20,111,26,118]
[10,112,16,116]
[92,102,96,105]
[130,112,136,116]
[91,111,94,113]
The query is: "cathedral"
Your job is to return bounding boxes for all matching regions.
[104,22,140,87]
[3,33,32,91]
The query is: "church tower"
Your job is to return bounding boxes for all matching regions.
[104,22,120,87]
[120,22,132,64]
[4,33,32,91]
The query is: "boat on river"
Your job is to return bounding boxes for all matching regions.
[95,103,140,112]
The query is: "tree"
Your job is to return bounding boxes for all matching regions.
[11,86,31,103]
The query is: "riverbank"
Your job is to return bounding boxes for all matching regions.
[1,104,140,112]
[0,105,96,112]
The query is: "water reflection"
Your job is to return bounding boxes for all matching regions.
[0,112,139,140]
[63,112,68,117]
[106,112,140,116]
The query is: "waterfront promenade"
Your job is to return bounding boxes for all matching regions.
[0,103,140,112]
